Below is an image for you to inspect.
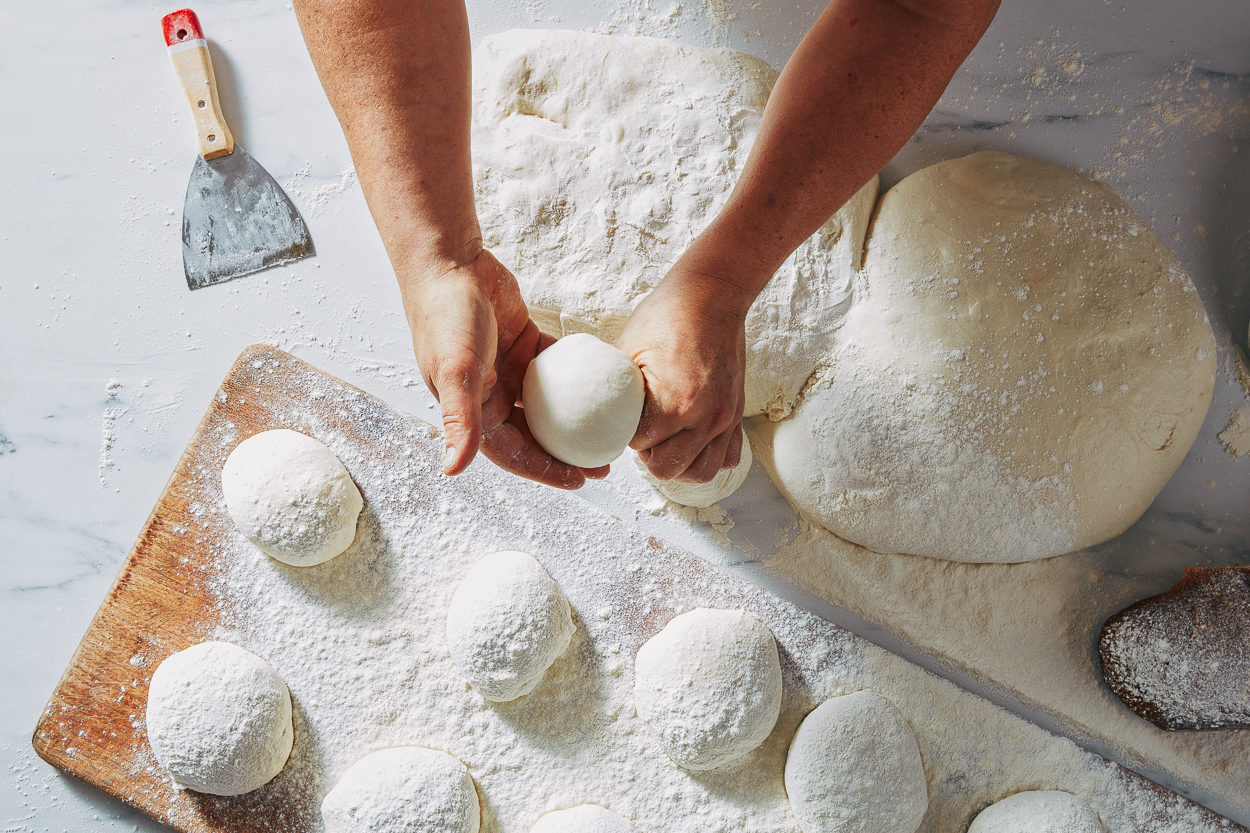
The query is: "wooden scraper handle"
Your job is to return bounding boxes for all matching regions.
[162,9,235,160]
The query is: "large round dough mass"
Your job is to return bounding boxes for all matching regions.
[634,608,782,770]
[968,791,1105,833]
[531,805,635,833]
[521,333,644,468]
[472,29,879,421]
[145,641,293,796]
[758,151,1216,563]
[221,428,363,567]
[784,690,927,833]
[321,747,480,833]
[635,429,754,508]
[446,551,576,702]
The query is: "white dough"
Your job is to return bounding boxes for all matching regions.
[321,747,480,833]
[531,805,635,833]
[446,551,576,702]
[758,152,1216,563]
[969,791,1105,833]
[472,30,878,421]
[145,641,293,796]
[784,690,927,833]
[521,333,644,468]
[635,429,753,508]
[221,429,363,567]
[634,608,781,770]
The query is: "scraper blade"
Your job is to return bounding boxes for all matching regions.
[181,146,314,290]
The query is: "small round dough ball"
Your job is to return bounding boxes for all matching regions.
[636,429,753,508]
[446,551,576,702]
[969,791,1105,833]
[784,690,927,833]
[321,747,480,833]
[634,608,782,770]
[531,805,635,833]
[221,429,363,567]
[759,151,1216,563]
[145,641,293,796]
[521,333,644,468]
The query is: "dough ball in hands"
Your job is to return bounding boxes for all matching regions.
[221,429,363,567]
[968,791,1104,833]
[635,429,753,508]
[759,151,1217,563]
[321,747,480,833]
[784,690,927,833]
[634,608,782,770]
[446,551,576,702]
[531,805,635,833]
[522,333,645,468]
[145,641,293,796]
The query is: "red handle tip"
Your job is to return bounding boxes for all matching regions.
[162,9,204,46]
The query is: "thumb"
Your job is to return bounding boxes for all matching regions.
[433,359,488,476]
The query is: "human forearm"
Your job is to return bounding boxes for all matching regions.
[680,0,1000,304]
[292,0,480,286]
[294,1,600,488]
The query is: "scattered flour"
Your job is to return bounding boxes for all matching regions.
[282,167,361,219]
[99,378,123,485]
[156,352,1243,832]
[470,29,877,421]
[1218,408,1250,457]
[753,507,1250,825]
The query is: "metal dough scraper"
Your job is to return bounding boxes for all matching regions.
[162,9,313,290]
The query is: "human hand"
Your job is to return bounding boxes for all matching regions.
[615,266,749,483]
[401,249,609,489]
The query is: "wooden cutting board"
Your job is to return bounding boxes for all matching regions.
[32,344,1246,833]
[30,343,721,832]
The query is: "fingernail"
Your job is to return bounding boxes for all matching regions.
[443,445,456,474]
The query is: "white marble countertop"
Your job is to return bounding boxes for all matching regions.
[3,0,1247,830]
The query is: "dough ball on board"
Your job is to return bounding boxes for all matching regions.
[635,429,754,508]
[321,747,480,833]
[472,29,879,421]
[522,333,644,468]
[784,690,927,833]
[634,608,782,770]
[968,791,1105,833]
[221,429,363,567]
[145,641,293,796]
[758,151,1216,563]
[531,805,635,833]
[446,551,576,702]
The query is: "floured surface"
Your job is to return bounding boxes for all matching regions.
[471,29,878,420]
[743,451,1250,824]
[36,346,1243,833]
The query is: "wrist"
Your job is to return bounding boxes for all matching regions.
[665,231,771,322]
[392,229,485,288]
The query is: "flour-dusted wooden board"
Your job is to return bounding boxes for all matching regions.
[32,345,1247,833]
[31,343,764,832]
